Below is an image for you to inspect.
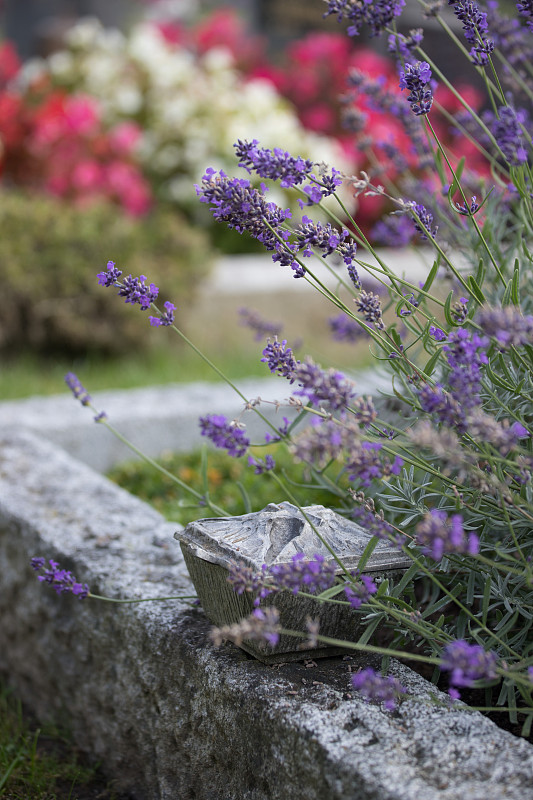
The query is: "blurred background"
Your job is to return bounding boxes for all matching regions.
[0,0,497,398]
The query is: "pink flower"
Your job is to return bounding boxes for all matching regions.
[110,122,142,155]
[72,160,104,191]
[63,95,100,136]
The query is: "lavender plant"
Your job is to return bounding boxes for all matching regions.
[39,0,533,732]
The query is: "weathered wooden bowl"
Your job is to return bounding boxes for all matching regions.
[176,502,411,663]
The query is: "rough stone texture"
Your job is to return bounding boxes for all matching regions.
[0,372,392,472]
[1,429,533,800]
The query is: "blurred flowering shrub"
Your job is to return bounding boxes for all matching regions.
[18,16,347,214]
[0,42,151,215]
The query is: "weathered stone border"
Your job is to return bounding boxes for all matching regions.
[1,429,533,800]
[0,373,391,471]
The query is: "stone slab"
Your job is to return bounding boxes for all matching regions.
[1,429,533,799]
[0,371,392,471]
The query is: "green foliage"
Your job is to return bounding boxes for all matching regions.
[0,191,214,356]
[0,680,120,799]
[107,445,348,526]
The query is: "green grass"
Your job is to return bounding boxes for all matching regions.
[0,680,125,800]
[0,345,270,401]
[0,286,374,401]
[108,444,349,526]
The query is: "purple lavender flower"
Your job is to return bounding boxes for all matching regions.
[324,0,406,38]
[211,606,281,648]
[261,338,300,381]
[455,195,480,216]
[352,667,407,710]
[149,301,176,327]
[355,290,385,329]
[371,214,414,247]
[351,507,405,547]
[269,553,337,595]
[345,441,404,487]
[317,167,344,197]
[517,0,533,30]
[344,574,377,608]
[248,454,276,474]
[234,139,314,188]
[295,217,346,258]
[228,553,336,602]
[466,410,530,453]
[477,306,533,347]
[398,292,420,317]
[440,640,498,690]
[491,106,528,166]
[292,419,345,468]
[412,203,438,240]
[195,169,293,263]
[239,308,282,341]
[346,260,362,289]
[234,139,342,200]
[116,274,159,310]
[443,328,488,409]
[97,260,122,287]
[329,313,369,343]
[415,509,479,560]
[418,383,467,431]
[294,358,356,410]
[264,417,291,444]
[429,326,447,342]
[227,561,269,597]
[199,414,250,458]
[65,372,91,406]
[398,61,433,116]
[388,28,424,59]
[31,557,89,598]
[451,296,469,324]
[448,0,495,65]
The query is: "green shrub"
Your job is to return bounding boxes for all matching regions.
[0,192,214,356]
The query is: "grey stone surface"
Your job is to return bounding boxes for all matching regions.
[0,372,392,472]
[1,429,533,800]
[210,249,437,295]
[178,501,412,571]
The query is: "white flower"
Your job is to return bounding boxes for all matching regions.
[113,84,143,115]
[48,51,75,77]
[65,17,103,49]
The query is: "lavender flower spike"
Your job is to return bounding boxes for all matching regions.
[234,139,314,188]
[149,301,176,328]
[491,106,528,167]
[199,414,250,458]
[293,358,356,410]
[324,0,406,39]
[268,553,337,595]
[97,260,122,287]
[352,667,407,710]
[31,557,90,599]
[65,372,91,406]
[210,607,281,648]
[398,61,433,116]
[415,509,479,561]
[448,0,494,65]
[440,640,498,691]
[261,338,300,381]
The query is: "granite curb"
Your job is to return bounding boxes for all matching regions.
[1,429,532,799]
